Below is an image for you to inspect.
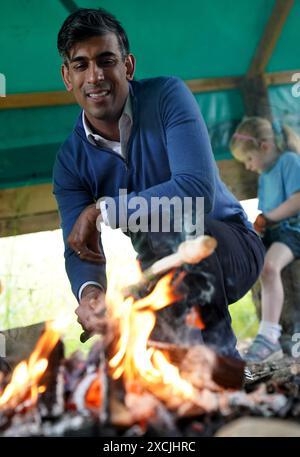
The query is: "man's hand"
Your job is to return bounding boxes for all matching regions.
[253,213,275,235]
[68,204,105,263]
[75,285,113,342]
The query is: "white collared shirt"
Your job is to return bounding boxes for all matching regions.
[81,95,132,159]
[78,95,133,301]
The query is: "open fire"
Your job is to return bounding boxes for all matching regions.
[0,235,295,437]
[109,271,195,400]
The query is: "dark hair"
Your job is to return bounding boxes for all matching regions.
[57,8,130,62]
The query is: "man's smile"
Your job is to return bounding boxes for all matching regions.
[85,88,111,101]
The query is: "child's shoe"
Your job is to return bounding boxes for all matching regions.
[244,334,283,363]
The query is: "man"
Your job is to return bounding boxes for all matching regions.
[54,8,265,357]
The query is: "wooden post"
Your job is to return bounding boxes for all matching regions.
[241,74,273,121]
[241,0,294,119]
[238,1,300,350]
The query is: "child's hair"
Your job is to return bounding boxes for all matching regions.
[230,116,300,161]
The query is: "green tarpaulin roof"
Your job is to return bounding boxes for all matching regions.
[0,0,299,188]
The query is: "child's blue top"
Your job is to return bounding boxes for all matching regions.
[258,151,300,231]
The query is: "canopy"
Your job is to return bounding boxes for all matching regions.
[0,0,299,234]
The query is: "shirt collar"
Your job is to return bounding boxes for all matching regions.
[82,94,133,146]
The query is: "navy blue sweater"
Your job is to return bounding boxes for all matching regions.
[53,76,250,298]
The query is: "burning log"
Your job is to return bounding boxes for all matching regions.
[0,358,11,377]
[226,384,288,416]
[0,322,62,413]
[68,340,109,424]
[159,343,245,391]
[37,339,64,419]
[0,322,64,433]
[0,322,46,370]
[1,325,300,437]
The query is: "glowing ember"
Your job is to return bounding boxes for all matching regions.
[85,378,102,409]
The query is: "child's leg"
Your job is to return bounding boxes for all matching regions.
[261,241,294,324]
[244,242,295,362]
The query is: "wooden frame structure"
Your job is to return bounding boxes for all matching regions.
[0,0,297,236]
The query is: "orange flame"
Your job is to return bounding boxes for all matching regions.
[85,378,102,410]
[0,321,60,410]
[107,267,195,403]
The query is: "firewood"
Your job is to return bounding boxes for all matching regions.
[125,391,161,423]
[68,340,109,424]
[148,341,245,391]
[227,384,288,415]
[38,339,64,418]
[245,356,300,384]
[177,389,220,416]
[0,358,11,377]
[0,322,45,370]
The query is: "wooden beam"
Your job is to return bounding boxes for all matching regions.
[0,211,59,237]
[0,90,75,110]
[264,70,299,86]
[59,0,78,14]
[185,76,242,93]
[0,183,60,236]
[0,183,57,219]
[247,0,294,77]
[0,161,257,237]
[0,69,299,110]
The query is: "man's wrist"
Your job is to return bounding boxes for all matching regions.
[86,203,101,221]
[78,282,104,301]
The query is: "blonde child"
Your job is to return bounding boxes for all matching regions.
[230,116,300,363]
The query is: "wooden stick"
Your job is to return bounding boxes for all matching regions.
[145,235,217,278]
[124,235,217,297]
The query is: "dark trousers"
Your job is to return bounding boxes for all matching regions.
[183,218,265,357]
[134,218,265,358]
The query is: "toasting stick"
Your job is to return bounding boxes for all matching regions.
[123,235,217,298]
[143,235,216,277]
[80,235,217,343]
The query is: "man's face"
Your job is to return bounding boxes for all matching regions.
[61,33,135,129]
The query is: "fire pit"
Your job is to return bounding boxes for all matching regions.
[1,235,300,437]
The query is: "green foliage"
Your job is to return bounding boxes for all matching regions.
[0,231,95,357]
[230,291,259,339]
